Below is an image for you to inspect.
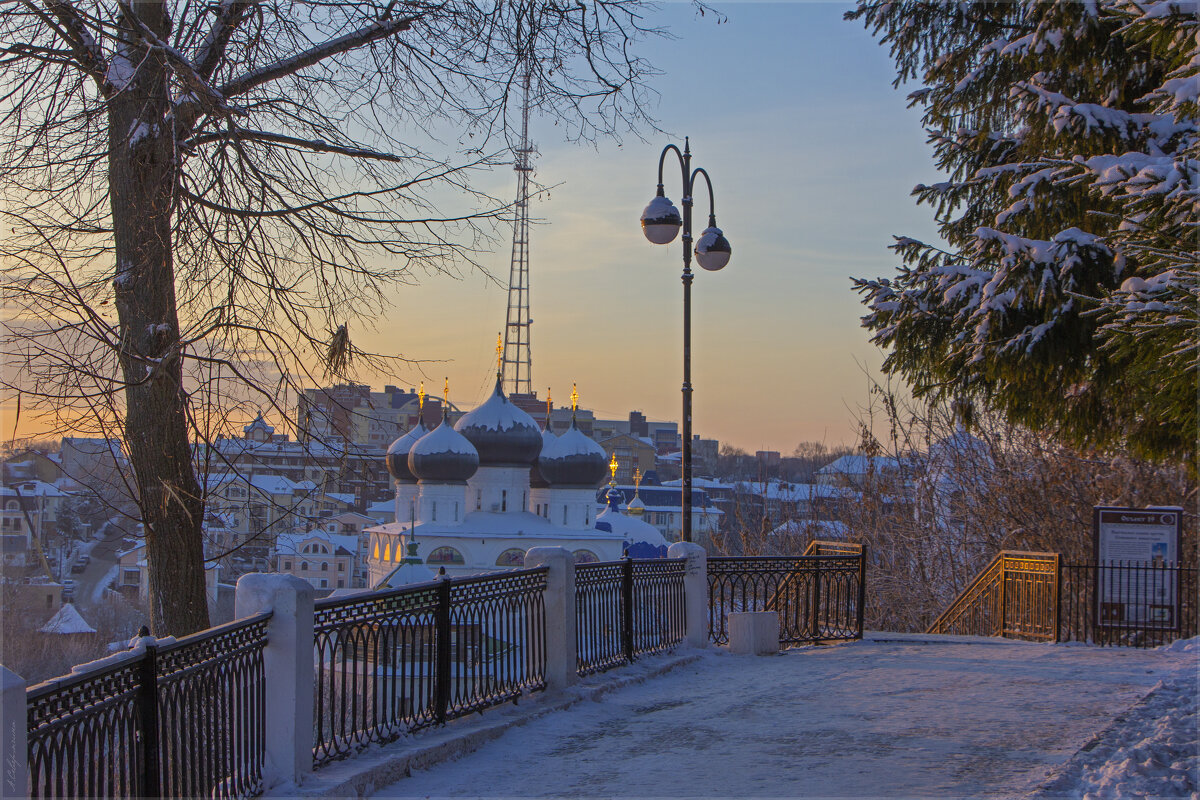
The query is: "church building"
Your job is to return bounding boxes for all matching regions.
[366,379,664,587]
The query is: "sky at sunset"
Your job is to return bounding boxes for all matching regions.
[356,1,944,454]
[2,2,947,455]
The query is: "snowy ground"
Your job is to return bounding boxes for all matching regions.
[371,633,1197,799]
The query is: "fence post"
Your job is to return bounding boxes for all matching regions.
[856,545,868,639]
[998,558,1008,637]
[524,547,577,690]
[434,575,452,724]
[234,574,314,791]
[133,628,161,799]
[668,542,709,648]
[1053,554,1062,643]
[1,665,26,800]
[809,558,821,640]
[621,556,634,664]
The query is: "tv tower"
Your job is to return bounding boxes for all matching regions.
[501,67,536,397]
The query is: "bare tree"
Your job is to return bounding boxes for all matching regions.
[1,0,684,634]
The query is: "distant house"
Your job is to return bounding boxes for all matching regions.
[274,530,357,592]
[815,454,906,490]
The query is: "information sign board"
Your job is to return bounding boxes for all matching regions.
[1092,507,1181,630]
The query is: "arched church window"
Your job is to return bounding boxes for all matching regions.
[427,546,464,565]
[495,549,525,567]
[572,550,599,564]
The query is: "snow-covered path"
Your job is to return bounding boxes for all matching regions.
[373,633,1196,798]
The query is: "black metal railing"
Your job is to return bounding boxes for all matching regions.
[27,613,271,799]
[575,557,687,676]
[312,568,548,768]
[1058,562,1198,648]
[707,554,866,646]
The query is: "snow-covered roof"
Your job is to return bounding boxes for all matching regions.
[274,530,357,557]
[770,519,850,538]
[324,493,355,506]
[817,454,903,476]
[594,508,668,549]
[39,603,96,635]
[1,480,69,498]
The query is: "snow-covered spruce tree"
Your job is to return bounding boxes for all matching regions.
[0,1,686,635]
[847,0,1197,465]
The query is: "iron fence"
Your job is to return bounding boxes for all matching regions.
[26,613,271,799]
[312,568,548,768]
[1059,562,1198,648]
[574,557,687,676]
[707,554,866,646]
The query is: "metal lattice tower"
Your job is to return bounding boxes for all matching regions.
[502,70,535,395]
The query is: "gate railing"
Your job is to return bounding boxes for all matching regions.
[707,553,866,646]
[925,551,1059,640]
[26,613,271,799]
[312,567,548,768]
[574,557,687,676]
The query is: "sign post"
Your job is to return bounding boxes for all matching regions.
[1092,507,1182,632]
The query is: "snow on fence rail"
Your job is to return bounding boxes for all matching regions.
[25,612,271,800]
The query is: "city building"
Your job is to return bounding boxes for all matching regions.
[597,434,657,483]
[274,530,358,592]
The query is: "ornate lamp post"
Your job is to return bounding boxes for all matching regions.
[641,138,731,543]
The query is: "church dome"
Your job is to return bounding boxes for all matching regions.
[409,419,479,483]
[530,425,558,489]
[538,418,607,488]
[385,420,428,482]
[454,378,542,466]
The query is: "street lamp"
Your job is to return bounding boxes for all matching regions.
[640,137,731,543]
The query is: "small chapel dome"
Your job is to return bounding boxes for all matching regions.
[409,418,479,483]
[454,377,542,466]
[538,418,607,488]
[385,420,428,482]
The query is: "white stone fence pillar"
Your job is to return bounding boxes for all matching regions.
[668,541,710,649]
[235,573,315,792]
[1,665,26,800]
[523,547,578,691]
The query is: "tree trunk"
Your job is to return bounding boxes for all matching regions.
[109,1,209,635]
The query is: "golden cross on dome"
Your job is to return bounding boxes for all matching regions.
[443,376,449,403]
[570,382,578,412]
[417,381,425,413]
[609,453,618,485]
[496,332,503,371]
[633,468,643,489]
[546,389,552,416]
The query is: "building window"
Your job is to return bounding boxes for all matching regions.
[562,506,568,525]
[321,562,328,571]
[337,579,345,588]
[301,561,309,571]
[501,489,507,512]
[573,550,599,564]
[338,562,345,571]
[495,549,525,567]
[476,489,482,511]
[432,501,437,522]
[319,579,327,588]
[427,546,464,565]
[283,560,292,570]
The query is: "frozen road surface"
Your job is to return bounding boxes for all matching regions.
[373,633,1197,799]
